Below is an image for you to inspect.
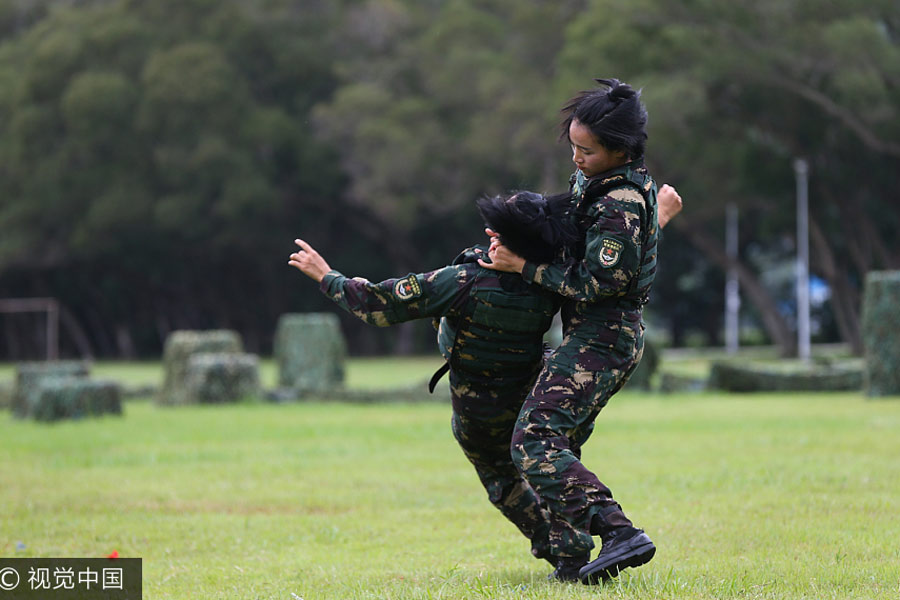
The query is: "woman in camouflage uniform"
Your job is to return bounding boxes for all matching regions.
[480,78,662,584]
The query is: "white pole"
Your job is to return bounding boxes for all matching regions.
[725,203,740,354]
[794,158,811,361]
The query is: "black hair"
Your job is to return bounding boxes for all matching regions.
[475,190,577,264]
[560,77,648,160]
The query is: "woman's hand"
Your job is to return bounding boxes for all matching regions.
[477,228,526,274]
[657,184,683,229]
[288,239,332,283]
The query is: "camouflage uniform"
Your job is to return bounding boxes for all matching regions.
[319,246,558,557]
[511,161,658,558]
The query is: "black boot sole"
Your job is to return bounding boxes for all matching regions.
[578,532,656,584]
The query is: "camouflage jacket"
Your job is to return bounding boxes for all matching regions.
[520,161,658,321]
[319,246,559,386]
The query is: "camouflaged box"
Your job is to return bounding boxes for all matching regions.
[12,361,91,418]
[31,379,122,422]
[862,270,900,397]
[0,381,13,411]
[185,353,260,404]
[708,360,863,393]
[659,372,707,394]
[274,313,345,392]
[157,330,243,405]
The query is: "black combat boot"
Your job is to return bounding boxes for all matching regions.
[578,506,656,584]
[547,553,590,583]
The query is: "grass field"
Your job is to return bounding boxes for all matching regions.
[2,358,900,599]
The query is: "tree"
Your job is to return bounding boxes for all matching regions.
[558,0,900,355]
[0,0,347,358]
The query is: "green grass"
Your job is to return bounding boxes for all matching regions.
[2,359,900,599]
[342,355,444,389]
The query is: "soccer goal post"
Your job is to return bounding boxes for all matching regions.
[0,297,60,360]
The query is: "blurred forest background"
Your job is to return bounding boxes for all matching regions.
[0,0,897,360]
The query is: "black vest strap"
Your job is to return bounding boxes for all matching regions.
[428,361,451,393]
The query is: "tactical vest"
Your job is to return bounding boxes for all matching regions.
[429,246,557,391]
[569,163,658,305]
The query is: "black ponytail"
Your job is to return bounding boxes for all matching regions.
[560,78,648,160]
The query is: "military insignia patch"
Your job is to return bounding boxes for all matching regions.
[394,275,422,301]
[598,237,624,268]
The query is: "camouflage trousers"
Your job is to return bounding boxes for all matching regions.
[449,370,553,559]
[510,316,644,557]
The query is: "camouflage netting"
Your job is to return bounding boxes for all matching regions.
[708,360,863,393]
[275,313,346,392]
[659,372,707,394]
[12,361,91,418]
[31,379,122,422]
[0,381,12,410]
[185,353,260,404]
[861,270,900,397]
[157,330,243,405]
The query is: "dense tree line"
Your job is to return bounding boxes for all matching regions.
[0,0,897,359]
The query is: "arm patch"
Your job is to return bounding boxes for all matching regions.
[598,237,624,268]
[393,275,423,301]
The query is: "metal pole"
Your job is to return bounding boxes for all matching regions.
[47,299,59,361]
[794,158,811,361]
[0,297,60,361]
[725,203,740,354]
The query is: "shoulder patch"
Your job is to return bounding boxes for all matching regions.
[394,275,422,301]
[599,237,624,268]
